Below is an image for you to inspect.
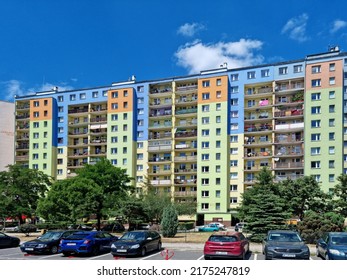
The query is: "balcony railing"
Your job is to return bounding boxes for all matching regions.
[274,162,304,169]
[148,144,172,151]
[148,157,172,162]
[150,180,171,185]
[275,123,304,130]
[174,168,197,173]
[274,109,303,118]
[275,174,304,181]
[174,191,197,196]
[174,179,197,184]
[175,108,198,115]
[245,151,272,157]
[175,131,197,138]
[68,108,88,114]
[245,125,272,132]
[176,85,198,91]
[174,155,197,161]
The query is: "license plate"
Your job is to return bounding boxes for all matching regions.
[117,249,127,252]
[67,243,76,246]
[216,251,228,255]
[282,254,296,258]
[25,248,34,251]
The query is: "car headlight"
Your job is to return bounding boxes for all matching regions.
[329,249,345,256]
[130,244,140,249]
[37,244,47,248]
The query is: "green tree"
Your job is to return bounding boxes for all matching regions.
[118,195,149,229]
[0,164,51,224]
[279,176,332,220]
[297,211,345,243]
[161,204,179,237]
[332,174,347,217]
[238,167,290,242]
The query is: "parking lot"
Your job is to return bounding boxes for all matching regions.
[0,245,322,260]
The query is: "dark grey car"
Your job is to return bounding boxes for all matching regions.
[262,230,310,260]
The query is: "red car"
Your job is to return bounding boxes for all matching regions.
[203,231,250,260]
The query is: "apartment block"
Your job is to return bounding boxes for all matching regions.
[0,101,15,171]
[14,47,347,226]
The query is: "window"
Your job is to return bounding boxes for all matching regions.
[58,106,64,112]
[58,96,63,102]
[138,109,144,115]
[311,79,321,87]
[123,90,128,97]
[329,63,335,71]
[230,172,238,179]
[111,114,118,121]
[329,105,335,113]
[216,165,221,173]
[137,131,143,138]
[33,112,39,118]
[311,147,321,155]
[58,148,63,154]
[230,135,238,142]
[279,67,288,75]
[111,159,117,165]
[293,64,303,73]
[202,166,209,173]
[216,91,222,98]
[138,97,144,104]
[92,91,98,98]
[137,142,144,149]
[230,98,238,106]
[202,80,210,87]
[202,190,209,197]
[202,105,209,112]
[329,77,335,85]
[137,86,144,92]
[216,116,221,123]
[230,160,238,167]
[329,146,335,154]
[230,74,239,81]
[202,141,209,148]
[230,185,238,191]
[312,65,321,73]
[216,190,221,198]
[137,153,144,160]
[111,136,118,143]
[329,160,335,168]
[230,197,238,204]
[247,71,256,79]
[216,128,221,135]
[111,103,118,109]
[261,69,270,77]
[123,101,128,108]
[201,203,209,210]
[33,132,39,138]
[80,93,86,99]
[311,120,321,128]
[202,154,209,160]
[122,159,127,165]
[123,113,128,120]
[329,91,335,99]
[102,90,108,97]
[230,123,238,130]
[202,178,210,185]
[216,103,221,111]
[202,93,210,100]
[32,153,39,160]
[311,161,321,168]
[70,94,76,101]
[311,133,321,141]
[329,174,335,182]
[112,91,118,98]
[216,79,222,86]
[231,148,238,154]
[216,140,221,148]
[329,119,335,127]
[33,101,39,107]
[311,106,321,114]
[230,86,239,93]
[311,93,321,100]
[202,129,209,136]
[231,111,238,118]
[33,122,39,128]
[137,119,144,126]
[216,153,221,160]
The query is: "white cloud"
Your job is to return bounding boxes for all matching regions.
[331,19,347,33]
[175,39,264,74]
[0,80,74,101]
[177,23,205,37]
[281,14,309,42]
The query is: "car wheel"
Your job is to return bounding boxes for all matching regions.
[92,246,99,256]
[140,247,146,257]
[157,242,162,251]
[315,247,321,258]
[50,246,58,254]
[204,255,211,260]
[63,252,71,257]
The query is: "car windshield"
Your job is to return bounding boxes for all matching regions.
[40,232,62,240]
[121,232,146,241]
[209,235,238,242]
[331,236,347,245]
[269,233,302,242]
[64,233,90,240]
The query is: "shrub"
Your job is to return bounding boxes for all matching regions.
[161,205,179,237]
[178,222,195,231]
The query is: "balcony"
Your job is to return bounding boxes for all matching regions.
[148,157,172,163]
[150,180,171,186]
[174,191,197,197]
[174,155,197,162]
[174,179,197,185]
[244,164,270,171]
[244,151,272,158]
[174,168,197,174]
[149,122,172,129]
[245,100,273,110]
[15,155,29,161]
[274,162,304,169]
[16,114,30,120]
[90,106,107,113]
[274,109,303,118]
[16,144,29,150]
[175,108,198,115]
[176,84,198,93]
[150,87,172,96]
[148,132,172,140]
[275,123,304,131]
[17,123,30,130]
[175,119,197,128]
[274,135,303,144]
[148,142,172,152]
[149,108,172,118]
[90,117,107,123]
[68,107,89,114]
[245,124,272,133]
[275,174,304,181]
[175,143,197,149]
[175,130,197,138]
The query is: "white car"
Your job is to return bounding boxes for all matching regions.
[208,222,226,230]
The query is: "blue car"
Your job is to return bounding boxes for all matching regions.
[316,232,347,260]
[198,224,220,232]
[59,231,118,256]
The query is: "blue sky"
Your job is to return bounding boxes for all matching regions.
[1,0,347,101]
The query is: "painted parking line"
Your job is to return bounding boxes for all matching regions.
[141,251,163,260]
[197,255,204,260]
[254,253,257,260]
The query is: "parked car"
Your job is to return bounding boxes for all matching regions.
[203,231,250,260]
[111,230,161,257]
[20,230,76,254]
[128,223,151,231]
[208,222,226,230]
[235,222,247,232]
[316,232,347,260]
[67,224,93,231]
[262,230,310,260]
[198,224,220,232]
[101,223,125,233]
[59,231,118,256]
[0,232,20,248]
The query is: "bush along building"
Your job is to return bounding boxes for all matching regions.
[14,47,347,226]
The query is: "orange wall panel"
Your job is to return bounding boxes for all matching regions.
[30,98,53,121]
[198,75,228,104]
[108,88,134,113]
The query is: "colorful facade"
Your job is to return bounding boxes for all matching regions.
[14,48,347,226]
